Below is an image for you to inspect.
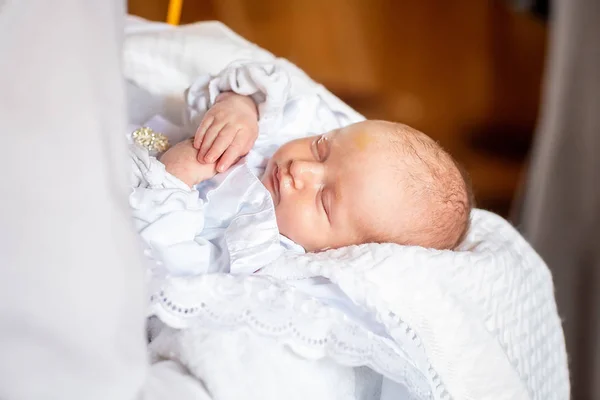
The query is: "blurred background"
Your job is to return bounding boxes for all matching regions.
[129,1,600,399]
[128,0,548,218]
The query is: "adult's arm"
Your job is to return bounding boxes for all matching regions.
[0,1,209,399]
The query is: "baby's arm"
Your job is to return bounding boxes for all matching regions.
[159,138,218,188]
[129,143,220,277]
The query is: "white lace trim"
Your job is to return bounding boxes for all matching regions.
[149,273,434,399]
[266,246,452,400]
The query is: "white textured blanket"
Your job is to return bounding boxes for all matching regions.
[124,17,569,400]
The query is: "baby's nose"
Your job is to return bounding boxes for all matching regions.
[289,160,325,189]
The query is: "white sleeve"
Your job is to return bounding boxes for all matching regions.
[183,60,365,151]
[0,1,210,399]
[129,145,219,277]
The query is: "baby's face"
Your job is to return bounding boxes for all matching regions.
[261,121,406,252]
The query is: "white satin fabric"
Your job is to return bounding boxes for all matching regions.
[129,136,301,279]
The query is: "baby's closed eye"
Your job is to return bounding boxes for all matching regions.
[312,135,330,161]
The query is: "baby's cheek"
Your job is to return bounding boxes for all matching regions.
[275,207,298,238]
[276,205,322,250]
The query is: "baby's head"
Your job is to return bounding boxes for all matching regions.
[261,120,472,252]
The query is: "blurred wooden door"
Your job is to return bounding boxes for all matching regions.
[128,0,547,216]
[128,0,379,97]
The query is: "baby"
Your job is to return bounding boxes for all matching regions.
[159,91,472,253]
[137,63,473,382]
[130,62,472,283]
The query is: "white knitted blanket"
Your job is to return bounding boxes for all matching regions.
[124,17,569,400]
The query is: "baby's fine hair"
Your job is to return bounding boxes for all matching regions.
[374,121,474,250]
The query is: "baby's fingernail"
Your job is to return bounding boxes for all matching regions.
[217,165,225,172]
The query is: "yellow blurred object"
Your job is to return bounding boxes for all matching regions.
[166,0,183,25]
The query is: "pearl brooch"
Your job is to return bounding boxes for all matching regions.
[132,126,170,153]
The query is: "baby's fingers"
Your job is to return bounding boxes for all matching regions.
[216,143,245,172]
[198,120,228,161]
[204,126,239,164]
[194,115,215,149]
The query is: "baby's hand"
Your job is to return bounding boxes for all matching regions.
[194,92,259,172]
[159,138,218,188]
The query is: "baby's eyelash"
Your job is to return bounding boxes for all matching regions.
[311,139,319,159]
[319,187,331,222]
[314,135,329,161]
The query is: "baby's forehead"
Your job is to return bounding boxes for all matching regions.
[329,128,406,177]
[355,124,442,166]
[335,125,403,154]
